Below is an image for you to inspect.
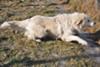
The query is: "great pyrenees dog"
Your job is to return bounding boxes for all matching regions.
[0,12,95,46]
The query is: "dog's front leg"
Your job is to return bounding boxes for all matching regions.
[61,35,88,46]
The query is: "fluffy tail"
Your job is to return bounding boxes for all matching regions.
[0,21,11,29]
[0,20,28,29]
[0,20,28,33]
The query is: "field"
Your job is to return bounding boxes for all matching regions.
[0,0,100,67]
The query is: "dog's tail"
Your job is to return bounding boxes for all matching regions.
[0,20,28,29]
[0,21,12,29]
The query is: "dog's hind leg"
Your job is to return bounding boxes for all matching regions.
[24,31,42,42]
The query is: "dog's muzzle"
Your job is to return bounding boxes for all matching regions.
[90,22,96,27]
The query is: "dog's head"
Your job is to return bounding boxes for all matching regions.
[72,12,95,30]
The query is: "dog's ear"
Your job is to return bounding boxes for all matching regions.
[76,19,83,26]
[76,14,85,26]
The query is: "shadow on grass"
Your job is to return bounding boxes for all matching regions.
[77,30,100,47]
[92,30,100,41]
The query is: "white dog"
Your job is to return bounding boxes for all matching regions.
[0,12,95,45]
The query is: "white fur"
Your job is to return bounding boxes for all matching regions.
[0,12,95,45]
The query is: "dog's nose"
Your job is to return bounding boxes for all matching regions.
[94,22,96,25]
[93,22,96,26]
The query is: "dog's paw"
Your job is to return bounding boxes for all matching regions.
[35,39,41,42]
[79,40,88,46]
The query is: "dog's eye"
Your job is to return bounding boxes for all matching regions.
[87,19,90,22]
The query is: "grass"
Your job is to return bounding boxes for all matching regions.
[0,0,100,67]
[0,28,98,67]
